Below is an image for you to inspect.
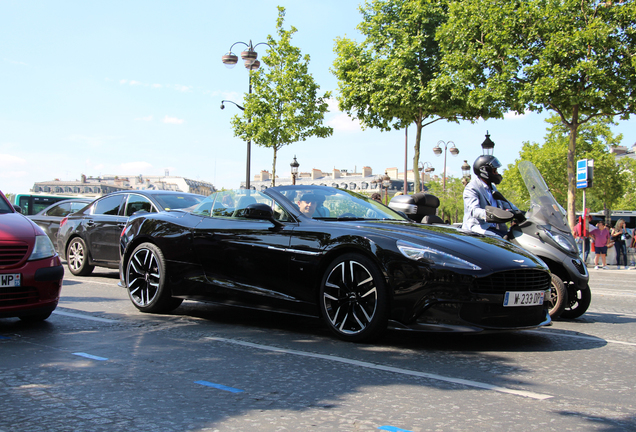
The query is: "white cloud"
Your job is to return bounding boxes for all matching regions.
[120,161,153,172]
[152,83,162,88]
[162,115,184,125]
[135,115,153,121]
[129,80,142,86]
[3,58,27,66]
[0,154,26,167]
[327,112,361,132]
[173,84,192,92]
[0,170,29,179]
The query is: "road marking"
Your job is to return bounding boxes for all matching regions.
[379,426,412,432]
[73,352,108,361]
[524,330,636,347]
[195,380,244,393]
[53,310,118,323]
[206,337,553,400]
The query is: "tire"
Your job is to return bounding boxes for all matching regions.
[125,242,183,313]
[66,237,95,276]
[546,274,567,319]
[560,286,592,319]
[319,253,388,342]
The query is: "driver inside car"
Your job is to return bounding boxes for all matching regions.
[297,193,318,218]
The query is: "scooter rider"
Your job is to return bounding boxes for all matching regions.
[463,155,517,238]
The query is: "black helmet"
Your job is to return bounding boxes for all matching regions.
[473,155,503,185]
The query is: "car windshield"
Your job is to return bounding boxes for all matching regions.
[271,186,406,221]
[191,190,291,220]
[152,193,205,211]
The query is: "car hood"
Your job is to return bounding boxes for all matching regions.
[0,212,39,243]
[347,220,547,273]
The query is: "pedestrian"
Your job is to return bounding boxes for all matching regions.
[573,214,594,263]
[589,221,610,269]
[370,193,382,203]
[611,219,628,269]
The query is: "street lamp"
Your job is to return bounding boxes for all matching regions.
[221,40,271,189]
[481,131,495,155]
[432,140,459,192]
[461,159,471,186]
[290,155,299,185]
[418,161,435,192]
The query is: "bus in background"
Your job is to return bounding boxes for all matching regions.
[13,194,88,215]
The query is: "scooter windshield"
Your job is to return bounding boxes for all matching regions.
[519,161,570,233]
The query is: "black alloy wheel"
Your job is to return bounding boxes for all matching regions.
[319,253,388,342]
[547,273,567,319]
[66,237,94,276]
[126,243,183,313]
[560,286,592,319]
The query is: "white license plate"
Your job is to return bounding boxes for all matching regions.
[503,290,544,307]
[0,274,21,287]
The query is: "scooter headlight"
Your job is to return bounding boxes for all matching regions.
[544,230,577,254]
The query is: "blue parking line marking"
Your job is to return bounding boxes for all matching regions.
[194,380,244,393]
[378,426,412,432]
[72,352,108,361]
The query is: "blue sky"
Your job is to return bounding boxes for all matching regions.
[1,0,633,195]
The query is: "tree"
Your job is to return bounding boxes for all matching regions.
[498,115,625,215]
[616,157,636,210]
[438,0,636,228]
[425,176,465,223]
[231,7,332,187]
[332,0,498,192]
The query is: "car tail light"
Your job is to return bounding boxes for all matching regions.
[60,216,68,229]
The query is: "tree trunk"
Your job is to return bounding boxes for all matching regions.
[271,147,278,187]
[412,114,423,193]
[566,106,579,230]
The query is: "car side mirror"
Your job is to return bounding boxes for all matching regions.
[13,205,23,214]
[244,203,283,229]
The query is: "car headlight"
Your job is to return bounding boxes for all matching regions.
[397,240,481,270]
[28,234,57,261]
[543,230,577,254]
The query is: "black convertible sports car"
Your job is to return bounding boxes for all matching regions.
[119,186,552,341]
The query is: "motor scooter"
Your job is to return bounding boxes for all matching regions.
[388,161,590,319]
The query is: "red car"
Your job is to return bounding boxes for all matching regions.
[0,190,63,321]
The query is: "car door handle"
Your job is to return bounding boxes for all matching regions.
[86,220,95,226]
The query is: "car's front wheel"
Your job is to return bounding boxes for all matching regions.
[319,253,388,342]
[126,242,183,313]
[67,237,94,276]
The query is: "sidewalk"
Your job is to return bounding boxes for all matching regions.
[588,264,636,271]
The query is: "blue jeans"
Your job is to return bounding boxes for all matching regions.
[615,241,627,266]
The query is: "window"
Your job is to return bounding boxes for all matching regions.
[124,195,156,216]
[93,195,124,216]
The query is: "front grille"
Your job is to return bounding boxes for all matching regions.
[472,269,550,294]
[0,286,39,307]
[572,259,587,275]
[0,243,29,266]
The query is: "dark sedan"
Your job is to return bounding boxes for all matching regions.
[28,198,93,249]
[119,186,552,342]
[58,190,205,276]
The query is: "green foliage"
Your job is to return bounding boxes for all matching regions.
[332,0,496,192]
[616,157,636,210]
[439,0,636,227]
[425,176,465,223]
[231,7,332,186]
[498,115,627,213]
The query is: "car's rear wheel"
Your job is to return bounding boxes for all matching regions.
[319,253,388,342]
[126,242,183,313]
[67,237,94,276]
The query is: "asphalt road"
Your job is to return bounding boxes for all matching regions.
[1,267,635,431]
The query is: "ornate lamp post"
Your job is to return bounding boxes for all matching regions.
[418,161,435,192]
[481,131,495,155]
[461,160,472,186]
[432,140,459,192]
[221,40,270,190]
[290,155,299,185]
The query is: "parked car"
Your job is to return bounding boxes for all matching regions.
[28,198,93,249]
[119,186,552,342]
[58,190,205,276]
[0,189,63,321]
